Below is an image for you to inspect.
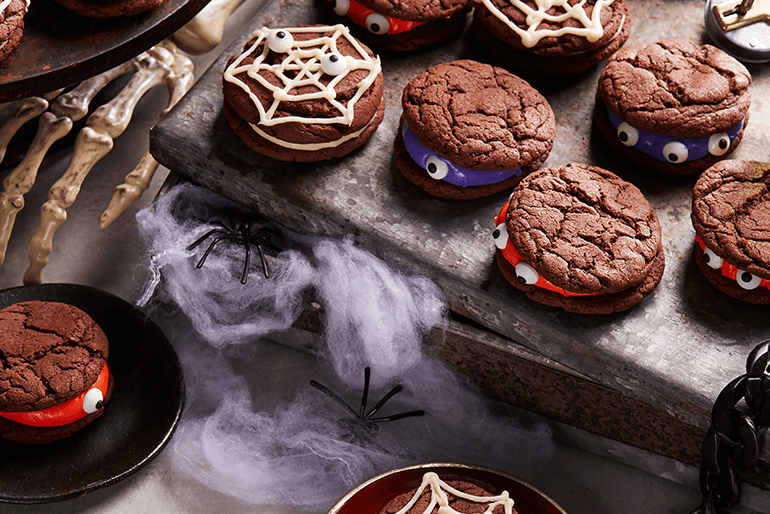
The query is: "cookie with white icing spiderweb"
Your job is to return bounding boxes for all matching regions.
[222,24,385,162]
[472,0,631,76]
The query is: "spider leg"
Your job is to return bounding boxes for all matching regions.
[365,384,403,420]
[240,235,251,284]
[369,409,425,423]
[249,226,282,252]
[195,234,229,269]
[310,380,361,419]
[360,367,371,418]
[187,228,225,250]
[255,242,270,278]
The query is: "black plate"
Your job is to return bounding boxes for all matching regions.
[0,283,185,504]
[0,0,210,102]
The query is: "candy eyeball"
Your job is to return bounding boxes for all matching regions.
[321,53,348,75]
[366,12,390,35]
[425,155,448,180]
[662,141,688,163]
[617,122,639,146]
[493,223,509,250]
[708,133,731,156]
[82,387,104,414]
[331,0,349,15]
[736,269,762,290]
[267,29,294,53]
[514,262,539,285]
[703,247,723,269]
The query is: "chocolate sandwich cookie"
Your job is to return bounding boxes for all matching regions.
[691,160,770,304]
[396,59,555,200]
[223,24,385,162]
[53,0,163,17]
[320,0,472,52]
[494,163,664,314]
[472,0,630,76]
[595,39,751,175]
[0,301,113,444]
[0,0,27,65]
[380,472,516,514]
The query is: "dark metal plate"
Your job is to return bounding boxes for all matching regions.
[0,283,185,503]
[0,0,210,102]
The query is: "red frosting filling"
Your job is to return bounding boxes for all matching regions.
[0,363,109,428]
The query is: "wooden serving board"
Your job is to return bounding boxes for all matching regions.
[150,0,770,480]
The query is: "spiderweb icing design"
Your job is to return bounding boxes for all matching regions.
[392,472,515,514]
[476,0,615,48]
[224,24,381,131]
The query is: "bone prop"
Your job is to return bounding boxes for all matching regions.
[24,47,176,284]
[0,97,50,164]
[52,60,138,122]
[172,0,247,54]
[0,113,73,265]
[100,42,194,229]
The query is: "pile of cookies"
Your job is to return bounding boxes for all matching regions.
[219,1,769,313]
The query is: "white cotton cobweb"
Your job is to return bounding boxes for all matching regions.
[135,183,556,511]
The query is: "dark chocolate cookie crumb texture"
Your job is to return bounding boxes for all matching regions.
[0,0,27,64]
[53,0,164,18]
[397,59,555,200]
[472,0,631,76]
[319,0,472,52]
[691,160,770,304]
[595,39,751,175]
[494,163,664,314]
[0,301,112,443]
[223,25,385,162]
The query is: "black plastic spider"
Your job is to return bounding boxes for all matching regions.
[187,215,280,284]
[310,367,424,444]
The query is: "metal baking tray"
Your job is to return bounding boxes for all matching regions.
[149,0,770,443]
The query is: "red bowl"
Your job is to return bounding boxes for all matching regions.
[327,463,567,514]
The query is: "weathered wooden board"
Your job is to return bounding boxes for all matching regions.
[150,0,770,460]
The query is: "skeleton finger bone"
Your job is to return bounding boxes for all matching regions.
[51,60,138,122]
[100,42,194,228]
[172,0,247,54]
[24,126,113,284]
[0,97,51,164]
[0,112,73,265]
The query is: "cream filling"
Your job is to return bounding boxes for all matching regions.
[475,0,615,48]
[247,111,378,151]
[392,472,515,514]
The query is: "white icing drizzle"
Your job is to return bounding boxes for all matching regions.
[392,472,515,514]
[246,111,378,150]
[223,24,382,149]
[475,0,615,48]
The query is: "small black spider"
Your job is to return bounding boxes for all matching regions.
[310,367,424,443]
[187,215,280,284]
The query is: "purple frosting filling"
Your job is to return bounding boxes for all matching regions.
[402,120,522,187]
[606,107,743,164]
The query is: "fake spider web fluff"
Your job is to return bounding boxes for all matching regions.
[223,25,382,150]
[136,183,555,510]
[476,0,615,47]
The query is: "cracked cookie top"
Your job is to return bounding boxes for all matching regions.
[401,59,555,171]
[692,160,770,279]
[0,301,108,412]
[597,39,751,138]
[506,163,662,294]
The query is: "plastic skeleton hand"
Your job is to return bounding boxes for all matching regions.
[172,0,247,54]
[0,39,194,283]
